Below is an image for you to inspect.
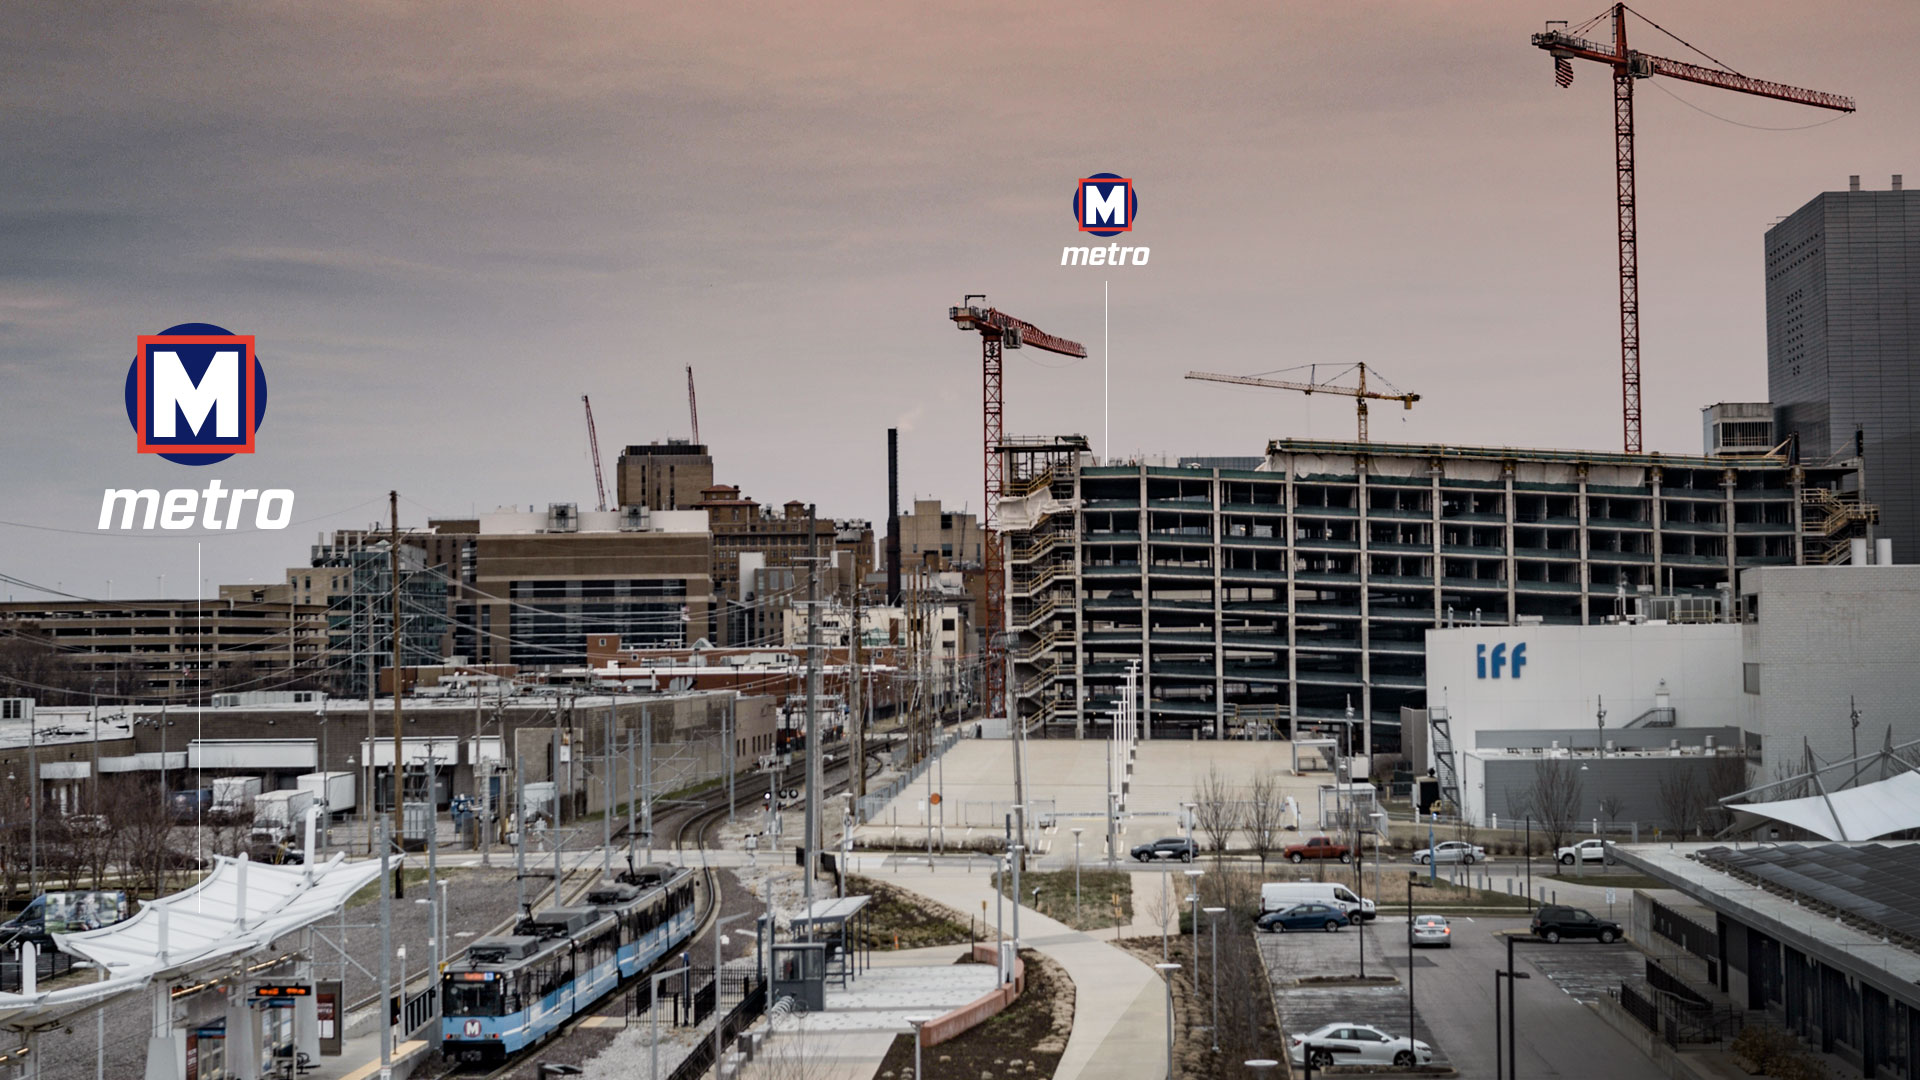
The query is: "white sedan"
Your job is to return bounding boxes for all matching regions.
[1411,913,1452,947]
[1410,841,1486,865]
[1288,1023,1436,1069]
[1557,838,1613,865]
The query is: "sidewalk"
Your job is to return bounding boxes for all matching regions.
[880,862,1168,1080]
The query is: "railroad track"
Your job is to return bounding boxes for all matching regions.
[440,734,898,1079]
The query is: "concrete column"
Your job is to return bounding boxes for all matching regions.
[1356,460,1372,757]
[1210,469,1225,739]
[1430,463,1444,626]
[294,929,320,1063]
[142,983,184,1080]
[1502,465,1518,624]
[1724,470,1739,582]
[1283,462,1299,734]
[1072,463,1087,738]
[1650,466,1665,590]
[1577,468,1592,624]
[1137,466,1151,741]
[1790,467,1806,565]
[224,981,258,1080]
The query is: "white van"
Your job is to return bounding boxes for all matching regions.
[1261,881,1378,922]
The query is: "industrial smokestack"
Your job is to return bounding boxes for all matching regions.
[886,428,901,604]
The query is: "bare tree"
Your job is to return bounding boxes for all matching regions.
[1704,756,1753,833]
[1244,772,1283,872]
[108,777,174,898]
[1598,793,1626,831]
[1527,758,1584,853]
[1191,765,1242,862]
[1657,770,1705,838]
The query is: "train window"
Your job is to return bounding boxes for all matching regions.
[443,981,502,1016]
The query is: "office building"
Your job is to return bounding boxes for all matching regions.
[1004,439,1870,750]
[616,441,714,512]
[1766,174,1920,562]
[298,538,450,695]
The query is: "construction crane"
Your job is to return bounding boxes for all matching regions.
[686,364,701,445]
[1531,4,1853,453]
[948,296,1087,723]
[581,394,607,512]
[1185,364,1418,443]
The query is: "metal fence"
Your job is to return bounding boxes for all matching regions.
[401,984,437,1035]
[854,732,960,824]
[664,978,767,1080]
[1619,982,1659,1033]
[0,945,74,993]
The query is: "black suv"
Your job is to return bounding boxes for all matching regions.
[1130,837,1199,863]
[1531,904,1621,944]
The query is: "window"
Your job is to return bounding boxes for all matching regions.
[0,700,20,720]
[1743,663,1761,695]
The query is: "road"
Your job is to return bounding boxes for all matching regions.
[1407,916,1656,1080]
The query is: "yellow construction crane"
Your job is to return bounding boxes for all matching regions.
[1184,363,1418,443]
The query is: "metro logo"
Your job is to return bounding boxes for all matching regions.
[1074,173,1136,237]
[135,334,257,455]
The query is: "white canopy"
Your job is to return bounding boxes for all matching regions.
[1726,770,1920,841]
[0,853,384,1032]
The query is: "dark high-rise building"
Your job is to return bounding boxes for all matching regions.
[1765,175,1920,562]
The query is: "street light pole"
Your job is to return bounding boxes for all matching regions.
[906,1016,933,1080]
[1071,828,1084,925]
[1203,906,1224,1052]
[1153,962,1180,1080]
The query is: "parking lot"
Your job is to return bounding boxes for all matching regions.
[1256,916,1450,1069]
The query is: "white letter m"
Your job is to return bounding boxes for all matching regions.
[152,351,240,438]
[1083,184,1127,227]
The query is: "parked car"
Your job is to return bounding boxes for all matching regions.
[1410,841,1485,865]
[1410,913,1452,947]
[1288,1023,1435,1069]
[1257,903,1350,933]
[1130,837,1199,863]
[1531,904,1622,944]
[1282,836,1352,864]
[1557,838,1613,865]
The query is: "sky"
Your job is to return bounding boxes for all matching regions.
[2,0,1914,600]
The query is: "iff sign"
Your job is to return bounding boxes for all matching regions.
[1475,642,1529,679]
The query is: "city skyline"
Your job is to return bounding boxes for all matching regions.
[4,1,1916,598]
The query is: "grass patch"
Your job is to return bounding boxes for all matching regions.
[992,869,1134,933]
[1390,874,1534,911]
[845,874,975,950]
[347,867,469,909]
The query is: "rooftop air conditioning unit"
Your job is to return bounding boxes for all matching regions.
[547,503,579,533]
[620,506,651,532]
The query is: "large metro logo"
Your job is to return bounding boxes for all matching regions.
[124,321,269,466]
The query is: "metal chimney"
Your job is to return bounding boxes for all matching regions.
[1849,174,1861,192]
[886,427,902,604]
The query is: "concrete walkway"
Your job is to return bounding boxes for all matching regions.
[881,864,1167,1080]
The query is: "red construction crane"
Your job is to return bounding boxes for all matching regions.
[686,364,701,445]
[581,394,607,512]
[948,296,1087,721]
[1531,4,1853,453]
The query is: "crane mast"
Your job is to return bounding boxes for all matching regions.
[1531,3,1853,453]
[948,298,1087,725]
[686,364,701,446]
[581,394,607,512]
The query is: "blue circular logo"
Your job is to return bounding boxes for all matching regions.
[124,322,269,466]
[1073,173,1138,238]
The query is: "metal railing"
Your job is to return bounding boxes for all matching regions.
[0,945,73,993]
[1619,982,1658,1033]
[401,983,437,1035]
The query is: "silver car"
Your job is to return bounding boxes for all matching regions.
[1288,1023,1436,1069]
[1411,840,1486,865]
[1410,913,1452,947]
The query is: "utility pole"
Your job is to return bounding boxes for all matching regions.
[850,583,865,801]
[804,506,823,912]
[389,491,407,897]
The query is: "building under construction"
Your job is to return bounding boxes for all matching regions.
[1000,438,1873,751]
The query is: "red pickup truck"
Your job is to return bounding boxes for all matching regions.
[1283,836,1353,864]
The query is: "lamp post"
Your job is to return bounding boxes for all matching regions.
[1495,934,1534,1080]
[906,1016,934,1080]
[1183,867,1203,940]
[1595,696,1606,759]
[1203,906,1224,1052]
[1153,962,1180,1080]
[1071,828,1084,925]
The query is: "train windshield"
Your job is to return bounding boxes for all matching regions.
[443,979,503,1017]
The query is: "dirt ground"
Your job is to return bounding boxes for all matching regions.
[873,948,1074,1080]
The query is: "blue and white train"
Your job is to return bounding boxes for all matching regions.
[440,866,698,1063]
